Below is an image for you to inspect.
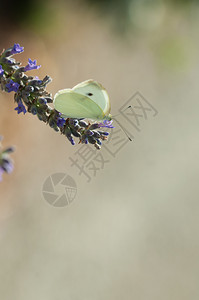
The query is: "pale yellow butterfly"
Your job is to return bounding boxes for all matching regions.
[53,79,112,120]
[53,79,132,140]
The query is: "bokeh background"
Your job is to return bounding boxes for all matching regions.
[1,0,199,299]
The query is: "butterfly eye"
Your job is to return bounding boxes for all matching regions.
[87,93,93,96]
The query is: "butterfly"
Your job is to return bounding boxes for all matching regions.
[53,79,112,120]
[53,79,132,141]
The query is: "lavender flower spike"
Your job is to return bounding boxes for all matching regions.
[0,43,113,150]
[24,58,41,72]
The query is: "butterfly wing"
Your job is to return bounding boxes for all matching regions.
[72,80,111,116]
[53,89,105,119]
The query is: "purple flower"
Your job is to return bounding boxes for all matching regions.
[0,158,14,181]
[10,43,24,55]
[100,131,109,136]
[24,58,41,72]
[1,159,14,173]
[6,79,20,92]
[57,118,66,128]
[14,100,27,114]
[0,65,4,77]
[6,57,16,64]
[98,120,114,128]
[96,139,102,145]
[85,130,94,136]
[35,76,42,84]
[67,135,75,145]
[0,167,3,182]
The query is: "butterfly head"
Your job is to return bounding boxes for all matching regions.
[104,113,112,121]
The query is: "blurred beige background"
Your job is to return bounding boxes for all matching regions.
[0,0,199,299]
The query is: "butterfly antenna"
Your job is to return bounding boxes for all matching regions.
[111,105,132,141]
[112,117,133,141]
[112,105,132,118]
